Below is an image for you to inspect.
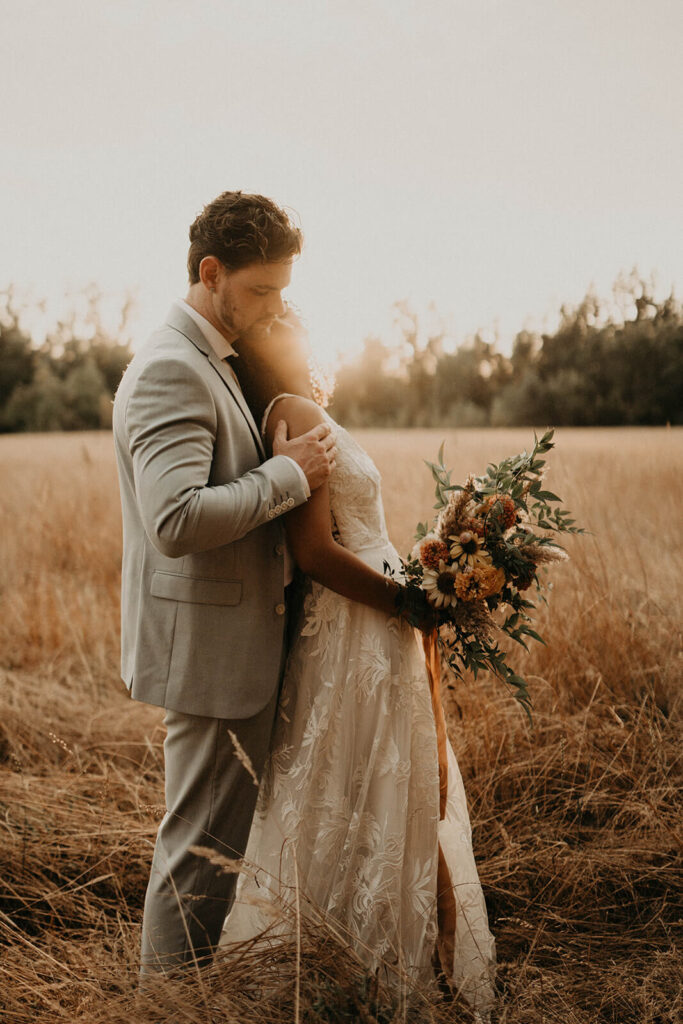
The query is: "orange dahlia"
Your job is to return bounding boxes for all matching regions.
[417,538,451,571]
[454,568,488,602]
[514,560,536,591]
[463,516,486,537]
[486,494,518,530]
[478,566,507,597]
[454,566,504,601]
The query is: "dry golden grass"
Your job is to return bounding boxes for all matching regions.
[0,427,681,1023]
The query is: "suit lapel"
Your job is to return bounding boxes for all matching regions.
[165,304,265,459]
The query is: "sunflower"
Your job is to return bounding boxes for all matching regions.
[449,529,491,567]
[422,560,459,608]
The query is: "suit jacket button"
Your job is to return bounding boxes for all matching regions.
[274,543,285,556]
[286,497,295,507]
[275,603,286,616]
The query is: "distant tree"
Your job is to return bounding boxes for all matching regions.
[0,289,35,430]
[490,370,544,427]
[0,285,133,433]
[433,334,511,424]
[330,336,409,427]
[392,302,444,425]
[4,363,69,432]
[64,357,110,429]
[509,329,541,382]
[535,277,683,426]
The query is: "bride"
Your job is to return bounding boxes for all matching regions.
[220,315,496,1016]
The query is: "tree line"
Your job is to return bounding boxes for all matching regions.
[0,286,132,432]
[328,274,682,428]
[1,273,681,433]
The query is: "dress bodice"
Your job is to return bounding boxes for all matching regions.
[323,411,391,554]
[262,395,391,556]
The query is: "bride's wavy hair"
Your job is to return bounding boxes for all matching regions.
[235,310,332,428]
[187,191,303,283]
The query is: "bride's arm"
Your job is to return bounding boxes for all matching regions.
[267,395,401,618]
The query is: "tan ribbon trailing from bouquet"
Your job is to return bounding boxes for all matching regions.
[422,629,457,977]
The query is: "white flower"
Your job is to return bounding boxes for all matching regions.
[422,559,459,608]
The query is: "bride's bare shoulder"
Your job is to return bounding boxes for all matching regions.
[265,394,327,444]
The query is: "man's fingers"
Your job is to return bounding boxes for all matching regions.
[309,422,331,441]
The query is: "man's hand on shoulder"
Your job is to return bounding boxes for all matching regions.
[272,419,336,492]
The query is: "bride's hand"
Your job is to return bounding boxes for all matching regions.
[395,586,438,633]
[273,419,336,491]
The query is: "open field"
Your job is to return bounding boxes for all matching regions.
[0,427,681,1023]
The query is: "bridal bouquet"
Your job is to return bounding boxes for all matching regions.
[387,429,583,717]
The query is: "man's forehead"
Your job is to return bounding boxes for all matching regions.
[235,261,293,286]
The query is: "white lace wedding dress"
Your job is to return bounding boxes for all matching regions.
[220,398,496,1014]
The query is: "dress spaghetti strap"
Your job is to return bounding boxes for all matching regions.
[260,393,299,441]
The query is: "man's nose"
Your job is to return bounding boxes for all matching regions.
[268,294,286,317]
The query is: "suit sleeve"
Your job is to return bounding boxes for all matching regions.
[124,356,309,558]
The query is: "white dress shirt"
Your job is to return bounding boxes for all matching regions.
[176,297,238,361]
[175,299,308,584]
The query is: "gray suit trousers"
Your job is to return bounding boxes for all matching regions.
[140,686,279,974]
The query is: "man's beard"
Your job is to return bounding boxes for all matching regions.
[217,295,276,342]
[215,296,238,336]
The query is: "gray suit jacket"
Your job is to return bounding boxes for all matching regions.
[112,304,309,719]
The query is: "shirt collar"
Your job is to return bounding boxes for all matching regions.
[175,298,237,360]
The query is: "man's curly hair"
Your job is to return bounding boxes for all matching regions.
[187,191,303,283]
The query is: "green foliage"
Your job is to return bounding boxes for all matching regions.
[0,293,35,426]
[329,275,683,428]
[424,441,455,509]
[0,287,132,433]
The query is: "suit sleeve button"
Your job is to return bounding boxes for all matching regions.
[287,497,295,507]
[275,603,286,616]
[274,543,285,556]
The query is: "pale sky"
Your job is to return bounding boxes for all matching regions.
[1,0,682,367]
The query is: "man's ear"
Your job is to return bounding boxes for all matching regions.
[198,256,222,292]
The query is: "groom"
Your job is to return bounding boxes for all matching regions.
[112,191,336,974]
